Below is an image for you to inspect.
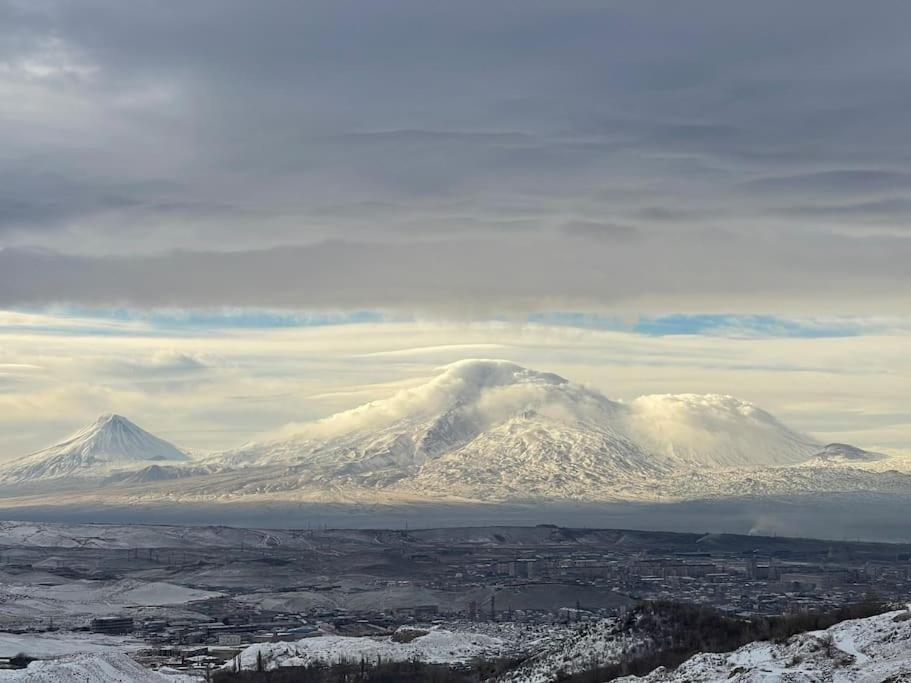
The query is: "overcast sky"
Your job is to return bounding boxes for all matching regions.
[1,1,909,455]
[2,0,911,311]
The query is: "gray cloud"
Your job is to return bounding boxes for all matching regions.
[560,221,640,241]
[773,198,911,224]
[742,171,911,197]
[0,0,910,310]
[2,230,908,314]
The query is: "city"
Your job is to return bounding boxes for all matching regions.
[1,522,908,678]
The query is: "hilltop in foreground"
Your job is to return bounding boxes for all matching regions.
[618,608,911,682]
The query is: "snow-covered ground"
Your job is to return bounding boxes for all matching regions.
[0,578,220,628]
[0,652,194,682]
[499,618,643,682]
[225,610,911,681]
[228,619,640,680]
[231,627,507,670]
[618,608,911,682]
[3,610,908,682]
[0,631,144,658]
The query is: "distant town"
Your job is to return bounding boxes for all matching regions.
[1,523,908,678]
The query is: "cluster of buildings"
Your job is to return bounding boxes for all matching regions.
[428,541,911,621]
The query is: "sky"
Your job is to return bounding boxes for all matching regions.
[0,1,909,459]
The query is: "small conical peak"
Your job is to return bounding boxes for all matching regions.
[823,442,863,451]
[0,412,189,482]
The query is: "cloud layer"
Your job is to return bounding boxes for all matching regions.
[1,0,910,312]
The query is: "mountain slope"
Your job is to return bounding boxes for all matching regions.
[397,413,668,500]
[0,414,188,484]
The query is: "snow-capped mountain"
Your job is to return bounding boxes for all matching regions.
[0,414,188,484]
[0,360,907,505]
[206,360,823,499]
[216,360,667,492]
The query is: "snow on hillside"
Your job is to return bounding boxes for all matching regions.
[499,618,641,683]
[0,632,144,659]
[617,608,911,682]
[0,577,220,628]
[0,414,187,484]
[231,627,506,671]
[394,421,663,502]
[230,620,637,678]
[0,652,193,682]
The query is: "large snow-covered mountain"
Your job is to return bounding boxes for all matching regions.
[0,414,188,484]
[207,360,823,499]
[217,360,667,490]
[0,360,907,504]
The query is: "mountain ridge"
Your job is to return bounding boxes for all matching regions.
[221,360,821,477]
[0,360,907,505]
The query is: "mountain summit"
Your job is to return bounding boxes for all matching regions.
[0,414,188,483]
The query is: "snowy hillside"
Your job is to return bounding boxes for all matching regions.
[0,414,188,484]
[231,627,507,671]
[0,652,193,682]
[227,610,911,681]
[617,608,911,682]
[500,618,641,683]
